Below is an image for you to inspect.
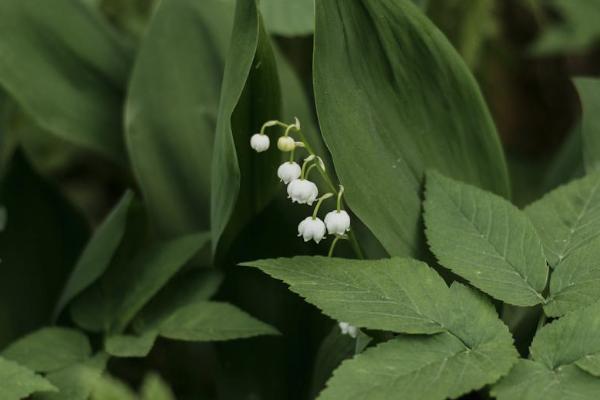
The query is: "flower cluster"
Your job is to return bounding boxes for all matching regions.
[249,118,351,254]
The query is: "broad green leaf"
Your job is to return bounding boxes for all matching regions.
[104,332,156,358]
[526,170,600,268]
[424,171,548,306]
[2,327,91,373]
[244,256,518,341]
[320,333,512,400]
[493,301,600,399]
[54,191,134,318]
[0,356,56,399]
[260,0,314,36]
[125,0,233,238]
[211,0,281,254]
[544,238,600,317]
[90,375,136,400]
[313,0,509,257]
[575,78,600,172]
[35,353,109,400]
[0,0,132,163]
[491,360,600,400]
[0,152,88,347]
[140,373,175,400]
[157,301,279,342]
[71,233,209,333]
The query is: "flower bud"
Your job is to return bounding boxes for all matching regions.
[324,210,351,235]
[277,136,296,152]
[287,179,319,205]
[250,133,270,152]
[297,217,326,243]
[277,162,301,184]
[338,321,358,338]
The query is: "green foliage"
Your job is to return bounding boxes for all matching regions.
[424,171,548,306]
[313,0,509,257]
[0,0,132,163]
[575,78,600,172]
[0,356,56,399]
[104,333,156,358]
[260,0,314,36]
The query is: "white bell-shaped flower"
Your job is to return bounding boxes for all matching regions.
[339,321,358,338]
[277,136,296,152]
[297,217,326,243]
[277,162,301,184]
[287,179,318,205]
[250,133,270,152]
[324,210,351,235]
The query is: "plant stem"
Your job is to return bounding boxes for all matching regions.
[328,236,342,257]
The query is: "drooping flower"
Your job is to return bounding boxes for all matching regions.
[250,133,270,152]
[324,210,351,235]
[338,321,358,338]
[277,162,301,184]
[277,136,296,152]
[298,217,326,243]
[287,179,319,205]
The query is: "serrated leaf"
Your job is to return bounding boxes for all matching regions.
[0,356,57,399]
[140,373,175,400]
[2,327,91,373]
[104,332,156,359]
[494,301,600,399]
[526,170,600,269]
[125,0,232,238]
[313,0,509,257]
[575,78,600,172]
[211,0,281,255]
[54,191,134,318]
[157,301,278,342]
[424,171,548,306]
[0,0,132,163]
[34,353,108,400]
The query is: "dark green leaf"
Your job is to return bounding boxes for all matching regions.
[313,0,509,257]
[2,327,91,373]
[260,0,314,36]
[0,0,132,163]
[574,78,600,172]
[125,0,233,237]
[0,356,56,399]
[424,171,548,306]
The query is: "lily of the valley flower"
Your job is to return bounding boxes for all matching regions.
[277,136,296,152]
[338,321,358,338]
[287,179,319,205]
[250,133,270,152]
[277,162,301,184]
[298,217,326,243]
[324,210,351,235]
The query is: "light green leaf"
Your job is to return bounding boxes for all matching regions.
[125,0,233,238]
[104,332,156,359]
[54,191,133,318]
[493,301,600,399]
[140,373,175,400]
[575,78,600,172]
[0,152,88,347]
[0,0,131,163]
[0,356,56,399]
[260,0,314,36]
[2,327,91,373]
[157,301,279,342]
[313,0,509,257]
[424,171,548,306]
[71,233,209,333]
[90,375,136,400]
[526,170,600,268]
[211,0,281,254]
[320,332,513,400]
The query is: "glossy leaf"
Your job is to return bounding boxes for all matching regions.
[313,0,509,257]
[211,0,281,254]
[424,171,548,306]
[526,170,600,269]
[0,0,131,163]
[0,356,56,399]
[2,327,91,373]
[575,78,600,172]
[54,191,134,317]
[125,0,233,237]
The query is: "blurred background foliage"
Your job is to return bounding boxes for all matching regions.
[0,0,599,398]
